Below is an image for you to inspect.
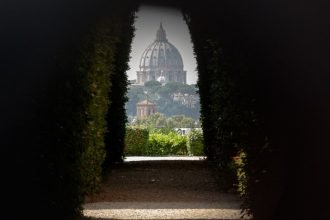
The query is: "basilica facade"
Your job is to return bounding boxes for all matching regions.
[136,23,187,85]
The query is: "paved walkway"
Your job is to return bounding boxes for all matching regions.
[83,157,249,219]
[123,156,207,162]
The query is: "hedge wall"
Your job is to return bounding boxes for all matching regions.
[50,21,118,217]
[147,132,188,155]
[124,127,205,156]
[33,1,138,218]
[187,129,204,156]
[103,9,137,165]
[181,3,268,216]
[124,126,149,155]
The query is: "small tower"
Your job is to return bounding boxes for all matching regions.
[136,99,157,118]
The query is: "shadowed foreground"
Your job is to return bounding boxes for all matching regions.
[83,157,250,219]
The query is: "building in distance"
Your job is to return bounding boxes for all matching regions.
[136,23,187,85]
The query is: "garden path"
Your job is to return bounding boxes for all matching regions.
[83,157,249,219]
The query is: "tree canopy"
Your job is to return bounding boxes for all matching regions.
[131,113,201,130]
[126,82,200,119]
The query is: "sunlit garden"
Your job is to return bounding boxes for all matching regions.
[124,113,204,156]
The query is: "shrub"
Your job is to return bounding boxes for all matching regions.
[103,11,136,164]
[124,128,189,156]
[234,150,248,196]
[147,132,188,155]
[124,126,149,155]
[187,129,205,156]
[50,22,115,217]
[215,159,238,193]
[48,5,138,216]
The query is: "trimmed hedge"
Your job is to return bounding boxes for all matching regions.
[125,126,149,155]
[124,127,189,156]
[148,132,188,155]
[51,21,118,217]
[41,2,138,218]
[234,151,248,197]
[104,11,137,165]
[187,129,205,156]
[182,3,267,216]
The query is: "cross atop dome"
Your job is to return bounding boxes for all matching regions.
[156,22,167,42]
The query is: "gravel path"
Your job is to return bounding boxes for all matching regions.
[83,157,249,219]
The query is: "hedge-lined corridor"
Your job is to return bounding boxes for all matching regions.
[2,0,329,219]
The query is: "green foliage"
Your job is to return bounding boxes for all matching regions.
[125,86,145,116]
[104,11,136,164]
[124,126,149,155]
[124,128,189,156]
[234,151,248,197]
[187,129,205,156]
[215,159,238,193]
[51,21,116,217]
[147,132,188,155]
[126,82,200,119]
[167,115,196,129]
[131,113,200,130]
[76,23,116,195]
[144,80,162,88]
[132,112,168,129]
[183,8,267,216]
[43,2,139,217]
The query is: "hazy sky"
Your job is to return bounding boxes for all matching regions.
[127,5,198,85]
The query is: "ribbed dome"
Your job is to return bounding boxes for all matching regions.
[139,23,184,71]
[136,23,187,85]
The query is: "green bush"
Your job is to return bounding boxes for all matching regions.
[124,129,189,156]
[124,126,149,155]
[104,10,136,164]
[214,159,238,193]
[51,22,115,217]
[234,150,248,197]
[77,24,114,196]
[50,5,138,216]
[187,129,205,156]
[147,132,188,155]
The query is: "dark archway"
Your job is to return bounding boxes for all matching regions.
[2,0,329,219]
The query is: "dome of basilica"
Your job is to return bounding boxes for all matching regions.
[136,23,187,85]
